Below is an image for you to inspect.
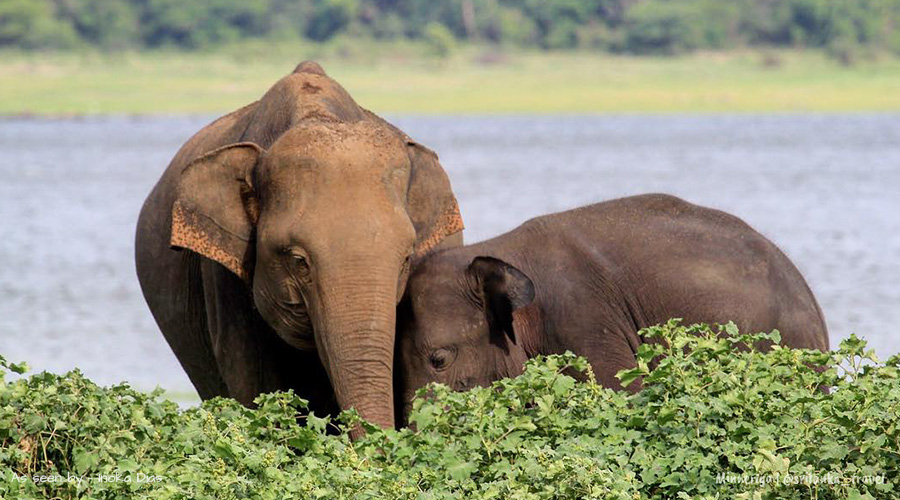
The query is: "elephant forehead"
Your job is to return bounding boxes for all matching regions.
[410,262,468,309]
[259,152,409,203]
[268,122,408,168]
[259,126,412,202]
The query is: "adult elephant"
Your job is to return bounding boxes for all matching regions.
[135,61,463,431]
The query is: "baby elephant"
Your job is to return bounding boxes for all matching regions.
[395,194,828,420]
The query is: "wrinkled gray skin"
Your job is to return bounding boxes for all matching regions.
[135,61,463,432]
[396,194,828,422]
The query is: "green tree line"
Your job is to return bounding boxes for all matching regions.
[2,0,900,58]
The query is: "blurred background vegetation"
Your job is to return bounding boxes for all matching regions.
[3,0,900,60]
[3,0,900,114]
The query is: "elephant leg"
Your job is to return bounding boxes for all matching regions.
[200,260,338,416]
[136,237,229,400]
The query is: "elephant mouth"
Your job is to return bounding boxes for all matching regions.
[270,312,316,350]
[278,332,316,350]
[255,285,316,350]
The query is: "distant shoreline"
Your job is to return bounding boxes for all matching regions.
[5,110,900,121]
[3,46,900,115]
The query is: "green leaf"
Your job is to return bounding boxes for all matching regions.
[656,407,677,425]
[117,458,139,472]
[551,375,575,396]
[9,361,29,374]
[447,460,477,481]
[616,367,647,388]
[214,439,237,461]
[73,448,100,473]
[22,413,46,432]
[724,321,739,337]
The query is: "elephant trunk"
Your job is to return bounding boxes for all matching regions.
[313,270,397,435]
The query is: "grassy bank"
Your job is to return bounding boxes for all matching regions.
[3,43,900,115]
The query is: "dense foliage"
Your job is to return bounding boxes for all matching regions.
[2,0,900,59]
[1,321,897,499]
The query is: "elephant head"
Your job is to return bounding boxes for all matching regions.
[169,120,463,430]
[396,255,537,423]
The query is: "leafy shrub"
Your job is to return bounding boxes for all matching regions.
[423,22,456,59]
[0,0,79,50]
[624,0,706,54]
[1,321,897,499]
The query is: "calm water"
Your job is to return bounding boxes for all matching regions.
[1,115,898,396]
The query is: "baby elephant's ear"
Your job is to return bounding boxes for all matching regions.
[468,256,535,346]
[170,143,263,283]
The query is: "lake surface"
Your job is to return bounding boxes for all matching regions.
[1,115,898,397]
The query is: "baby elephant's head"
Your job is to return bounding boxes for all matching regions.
[395,253,537,424]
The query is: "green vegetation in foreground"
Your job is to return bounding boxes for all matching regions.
[3,46,900,115]
[2,321,897,500]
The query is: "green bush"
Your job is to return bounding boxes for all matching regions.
[2,0,900,61]
[624,0,707,54]
[0,0,79,50]
[423,22,456,59]
[1,321,897,499]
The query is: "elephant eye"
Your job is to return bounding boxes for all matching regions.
[283,247,311,276]
[293,255,310,274]
[429,347,456,371]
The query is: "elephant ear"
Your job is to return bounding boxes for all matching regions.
[170,143,263,283]
[468,256,536,349]
[406,141,464,258]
